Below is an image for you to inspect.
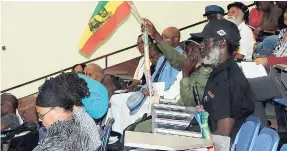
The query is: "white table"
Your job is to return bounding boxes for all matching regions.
[124,131,213,150]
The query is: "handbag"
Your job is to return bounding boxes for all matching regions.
[126,58,167,115]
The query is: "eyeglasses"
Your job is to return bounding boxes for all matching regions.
[37,107,55,120]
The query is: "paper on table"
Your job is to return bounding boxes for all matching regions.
[240,62,268,78]
[152,82,165,96]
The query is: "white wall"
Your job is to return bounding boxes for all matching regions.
[1,1,253,98]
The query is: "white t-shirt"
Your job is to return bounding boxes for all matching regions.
[237,22,255,60]
[133,57,145,80]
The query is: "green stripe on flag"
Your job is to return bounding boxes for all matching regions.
[90,1,109,20]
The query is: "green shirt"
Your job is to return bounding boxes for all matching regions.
[157,41,212,106]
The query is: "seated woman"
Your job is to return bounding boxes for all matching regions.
[255,8,287,69]
[33,72,101,151]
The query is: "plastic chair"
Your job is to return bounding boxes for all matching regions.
[100,118,115,151]
[279,144,287,151]
[251,128,280,151]
[231,116,261,151]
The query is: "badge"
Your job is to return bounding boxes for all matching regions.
[208,91,215,98]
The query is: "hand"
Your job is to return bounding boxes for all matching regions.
[127,80,140,92]
[254,57,268,66]
[253,27,261,37]
[141,18,161,38]
[182,56,200,77]
[141,88,150,96]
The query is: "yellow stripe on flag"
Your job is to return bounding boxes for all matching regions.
[79,1,124,50]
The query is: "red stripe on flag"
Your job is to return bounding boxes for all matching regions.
[81,2,131,55]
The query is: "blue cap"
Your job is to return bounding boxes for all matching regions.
[203,5,225,16]
[78,74,109,119]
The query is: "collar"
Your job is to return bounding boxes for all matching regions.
[175,45,184,53]
[238,21,245,31]
[43,115,76,141]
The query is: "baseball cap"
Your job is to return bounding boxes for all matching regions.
[227,2,249,22]
[203,5,225,16]
[190,19,241,42]
[184,36,202,47]
[78,74,109,119]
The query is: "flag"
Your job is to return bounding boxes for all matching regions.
[79,1,131,55]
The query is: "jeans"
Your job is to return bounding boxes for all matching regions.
[255,35,279,56]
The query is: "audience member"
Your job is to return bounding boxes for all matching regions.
[255,9,287,69]
[162,27,183,53]
[253,1,282,55]
[255,11,287,68]
[84,63,105,83]
[33,72,101,151]
[256,1,282,33]
[203,5,225,20]
[276,1,287,30]
[71,63,86,74]
[1,93,23,124]
[226,2,255,60]
[127,34,154,92]
[107,42,180,135]
[141,18,255,141]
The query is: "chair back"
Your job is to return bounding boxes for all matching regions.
[252,128,280,151]
[279,144,287,151]
[231,116,261,151]
[100,118,115,151]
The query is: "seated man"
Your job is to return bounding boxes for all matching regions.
[84,63,115,100]
[127,34,155,92]
[139,18,255,141]
[226,2,255,61]
[255,11,287,69]
[107,43,180,134]
[161,27,184,53]
[84,63,105,83]
[203,5,225,21]
[1,93,23,124]
[254,1,282,55]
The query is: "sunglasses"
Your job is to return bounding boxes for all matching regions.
[37,107,55,120]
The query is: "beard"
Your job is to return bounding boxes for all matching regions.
[201,46,222,66]
[225,16,242,26]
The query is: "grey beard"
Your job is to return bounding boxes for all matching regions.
[226,16,242,26]
[202,47,221,66]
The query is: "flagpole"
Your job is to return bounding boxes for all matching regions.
[127,1,153,98]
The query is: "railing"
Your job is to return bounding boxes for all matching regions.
[1,2,255,94]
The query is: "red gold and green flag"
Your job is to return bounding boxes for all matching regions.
[79,1,131,55]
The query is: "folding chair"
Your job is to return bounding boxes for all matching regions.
[251,127,280,151]
[231,116,261,151]
[279,144,287,151]
[99,118,115,151]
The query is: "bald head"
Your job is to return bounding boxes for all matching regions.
[162,27,180,47]
[1,93,18,116]
[84,63,105,83]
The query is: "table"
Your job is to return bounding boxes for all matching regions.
[124,131,213,150]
